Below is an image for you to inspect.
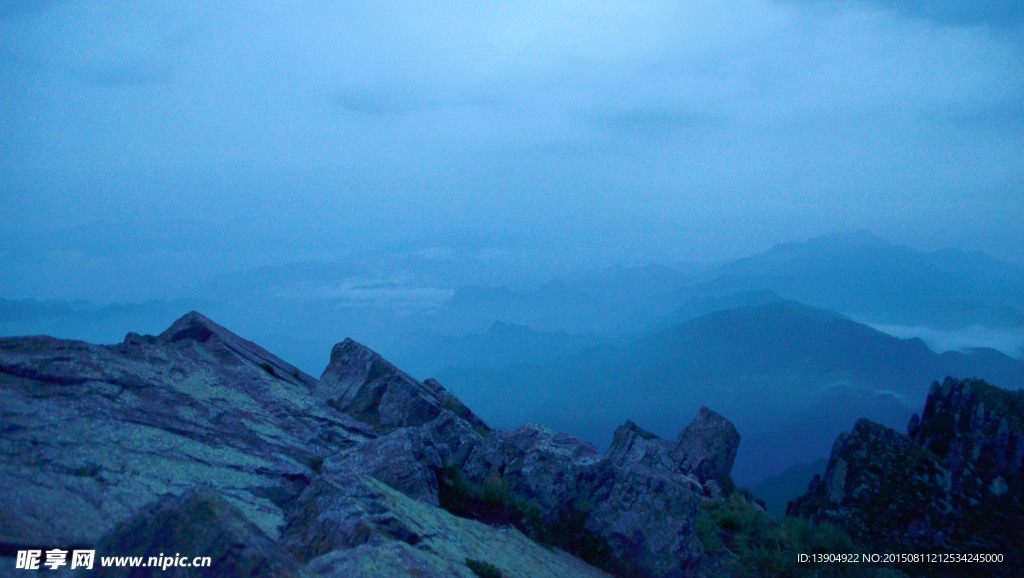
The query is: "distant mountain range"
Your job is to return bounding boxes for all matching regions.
[684,230,1024,329]
[5,231,1024,487]
[5,231,1024,370]
[438,300,1024,484]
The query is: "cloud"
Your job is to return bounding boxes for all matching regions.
[3,0,1023,271]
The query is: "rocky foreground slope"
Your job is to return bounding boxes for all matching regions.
[789,376,1024,574]
[1,312,747,576]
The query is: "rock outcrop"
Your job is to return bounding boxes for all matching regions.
[789,377,1024,572]
[317,338,489,435]
[0,311,747,576]
[607,407,740,491]
[0,312,371,548]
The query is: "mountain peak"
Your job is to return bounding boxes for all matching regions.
[154,310,316,387]
[157,310,224,343]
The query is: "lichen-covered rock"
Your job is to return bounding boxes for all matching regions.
[315,411,487,509]
[1,312,746,577]
[280,475,420,562]
[607,419,679,472]
[316,338,489,435]
[0,313,371,547]
[92,487,304,577]
[286,477,609,577]
[911,377,1024,499]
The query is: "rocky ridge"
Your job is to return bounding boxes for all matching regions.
[788,376,1024,573]
[1,312,745,576]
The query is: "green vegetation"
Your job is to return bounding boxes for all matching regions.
[465,558,503,578]
[307,455,326,474]
[260,362,276,376]
[437,467,632,575]
[697,493,869,577]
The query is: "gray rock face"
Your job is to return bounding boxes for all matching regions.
[910,376,1024,498]
[316,338,489,435]
[607,419,680,472]
[788,418,953,552]
[607,407,740,488]
[1,312,747,577]
[455,422,711,576]
[673,406,741,485]
[0,312,371,547]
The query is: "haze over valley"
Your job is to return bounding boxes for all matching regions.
[3,0,1024,529]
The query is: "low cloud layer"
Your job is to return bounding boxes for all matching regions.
[2,1,1022,301]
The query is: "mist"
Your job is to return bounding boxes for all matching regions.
[3,1,1024,490]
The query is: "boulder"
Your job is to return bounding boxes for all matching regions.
[316,338,489,435]
[672,406,740,485]
[606,419,679,472]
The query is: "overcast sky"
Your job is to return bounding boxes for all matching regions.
[2,0,1022,300]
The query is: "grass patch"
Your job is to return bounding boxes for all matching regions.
[697,493,878,577]
[437,467,633,575]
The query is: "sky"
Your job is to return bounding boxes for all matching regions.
[2,0,1023,302]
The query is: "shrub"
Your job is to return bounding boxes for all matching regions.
[697,493,863,577]
[465,558,503,578]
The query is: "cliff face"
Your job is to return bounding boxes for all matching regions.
[789,377,1024,570]
[0,312,745,577]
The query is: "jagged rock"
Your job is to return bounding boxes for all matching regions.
[789,377,1024,570]
[607,419,679,472]
[301,411,487,518]
[455,423,707,576]
[606,407,740,489]
[911,377,1024,497]
[0,312,745,577]
[92,487,303,577]
[673,406,740,485]
[316,338,489,435]
[787,418,953,551]
[157,311,318,389]
[280,476,418,562]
